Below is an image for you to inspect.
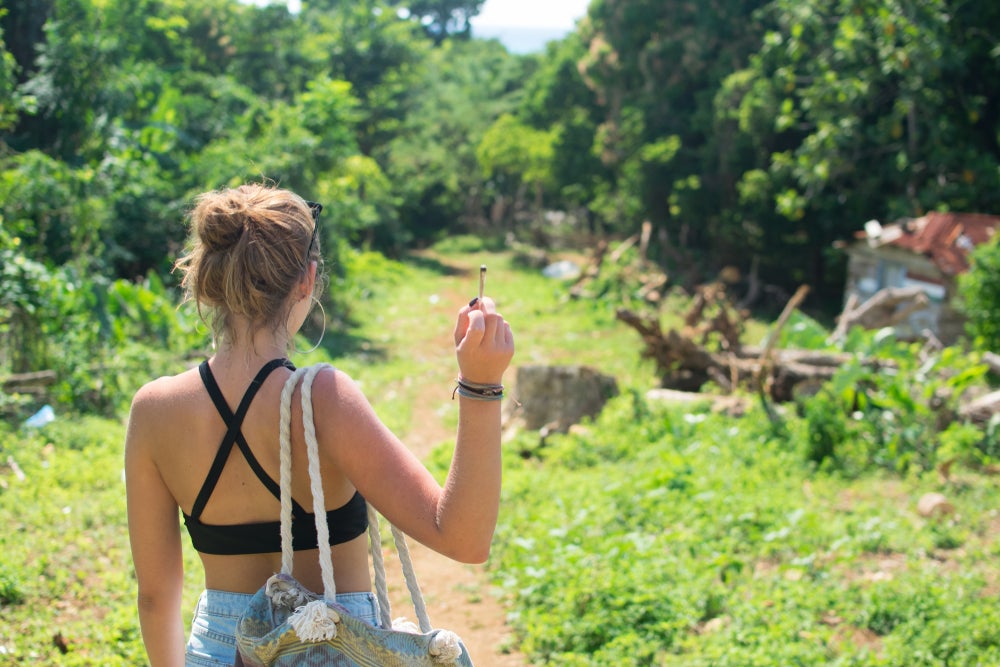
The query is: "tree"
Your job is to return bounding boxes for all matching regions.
[227,2,318,100]
[0,14,23,137]
[717,0,1000,302]
[407,0,485,44]
[299,0,428,154]
[385,38,524,239]
[477,113,555,228]
[518,33,607,216]
[0,0,52,84]
[12,0,119,160]
[573,0,769,261]
[958,234,1000,351]
[0,150,106,268]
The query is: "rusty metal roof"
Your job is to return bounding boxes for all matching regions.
[856,212,1000,276]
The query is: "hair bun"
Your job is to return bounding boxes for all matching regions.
[194,191,253,252]
[175,183,323,345]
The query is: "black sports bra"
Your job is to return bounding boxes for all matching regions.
[182,358,368,555]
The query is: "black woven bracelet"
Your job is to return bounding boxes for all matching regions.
[452,377,504,400]
[457,378,504,396]
[454,386,503,401]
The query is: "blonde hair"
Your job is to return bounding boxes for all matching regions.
[174,183,324,345]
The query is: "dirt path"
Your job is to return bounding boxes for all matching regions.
[376,254,530,667]
[380,424,526,667]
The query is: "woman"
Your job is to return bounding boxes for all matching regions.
[125,183,514,666]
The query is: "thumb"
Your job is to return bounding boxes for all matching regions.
[458,309,486,349]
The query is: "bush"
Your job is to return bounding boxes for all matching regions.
[958,232,1000,350]
[490,391,1000,665]
[801,332,990,475]
[1,239,206,417]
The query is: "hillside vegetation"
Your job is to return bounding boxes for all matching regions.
[2,0,1000,663]
[2,243,998,665]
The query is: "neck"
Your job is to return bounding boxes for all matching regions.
[213,324,291,372]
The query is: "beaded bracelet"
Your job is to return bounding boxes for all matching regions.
[452,377,504,401]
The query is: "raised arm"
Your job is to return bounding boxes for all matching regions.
[316,297,514,562]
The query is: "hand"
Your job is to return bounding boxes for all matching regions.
[454,296,514,385]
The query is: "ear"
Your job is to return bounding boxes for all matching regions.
[300,260,317,299]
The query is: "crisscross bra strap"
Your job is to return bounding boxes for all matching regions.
[189,358,303,520]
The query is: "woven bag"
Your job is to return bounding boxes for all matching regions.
[234,364,474,666]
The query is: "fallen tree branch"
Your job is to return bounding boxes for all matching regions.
[1,370,57,394]
[830,286,930,342]
[756,284,810,417]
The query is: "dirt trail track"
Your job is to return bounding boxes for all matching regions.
[380,420,526,666]
[376,254,529,667]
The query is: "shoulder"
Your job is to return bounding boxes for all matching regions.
[299,365,381,434]
[302,365,366,408]
[130,366,202,412]
[126,366,203,446]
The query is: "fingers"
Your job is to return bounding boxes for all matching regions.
[499,319,514,347]
[455,296,497,345]
[456,307,488,350]
[482,304,499,342]
[454,296,514,383]
[454,305,471,346]
[475,296,497,314]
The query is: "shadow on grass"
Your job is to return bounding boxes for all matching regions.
[322,331,387,362]
[300,310,388,362]
[301,251,474,360]
[403,252,468,277]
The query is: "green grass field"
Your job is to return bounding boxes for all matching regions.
[1,243,997,665]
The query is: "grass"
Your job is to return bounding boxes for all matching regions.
[1,243,997,665]
[492,399,1000,665]
[0,243,651,664]
[0,418,148,665]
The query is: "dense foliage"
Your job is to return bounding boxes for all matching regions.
[0,1,998,662]
[3,1,999,400]
[958,233,1000,352]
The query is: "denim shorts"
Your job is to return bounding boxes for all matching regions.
[185,588,381,667]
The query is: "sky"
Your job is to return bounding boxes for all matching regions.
[248,1,591,30]
[471,0,591,29]
[244,0,590,51]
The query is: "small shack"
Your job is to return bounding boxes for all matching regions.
[838,212,1000,344]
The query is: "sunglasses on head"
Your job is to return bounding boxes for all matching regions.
[304,201,323,261]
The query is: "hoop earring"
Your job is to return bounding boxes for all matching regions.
[296,297,327,355]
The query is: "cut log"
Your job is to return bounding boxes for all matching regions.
[831,286,930,342]
[1,370,57,394]
[616,305,856,401]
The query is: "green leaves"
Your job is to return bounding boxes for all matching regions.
[477,113,556,186]
[801,333,991,475]
[406,0,485,43]
[711,0,1000,299]
[958,232,1000,351]
[494,389,1000,665]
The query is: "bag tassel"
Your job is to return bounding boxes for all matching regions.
[391,618,420,634]
[428,630,464,663]
[388,618,461,662]
[288,599,340,642]
[265,574,312,610]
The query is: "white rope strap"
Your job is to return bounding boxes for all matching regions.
[366,504,393,629]
[278,367,308,576]
[280,363,438,632]
[299,364,338,602]
[391,524,433,633]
